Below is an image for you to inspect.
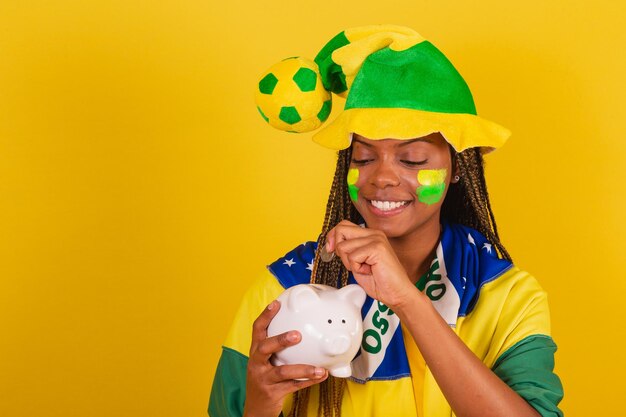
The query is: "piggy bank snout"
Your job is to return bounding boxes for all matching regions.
[324,335,352,356]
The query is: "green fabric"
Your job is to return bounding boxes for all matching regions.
[314,30,350,94]
[317,99,332,122]
[257,106,269,122]
[208,347,248,417]
[293,67,317,92]
[279,106,301,124]
[345,41,476,114]
[492,335,564,417]
[415,257,449,302]
[258,73,278,95]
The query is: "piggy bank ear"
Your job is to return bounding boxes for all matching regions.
[337,284,366,308]
[288,284,320,313]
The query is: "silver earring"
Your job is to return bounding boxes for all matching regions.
[453,175,460,182]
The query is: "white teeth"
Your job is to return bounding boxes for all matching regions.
[370,200,407,211]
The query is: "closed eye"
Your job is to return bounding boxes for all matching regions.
[401,159,428,166]
[351,159,373,165]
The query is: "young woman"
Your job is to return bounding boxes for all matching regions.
[209,26,563,417]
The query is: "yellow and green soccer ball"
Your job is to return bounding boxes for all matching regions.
[255,57,332,133]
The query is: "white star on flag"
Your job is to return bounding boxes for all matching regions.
[468,233,475,245]
[306,261,314,271]
[483,243,492,253]
[283,258,295,267]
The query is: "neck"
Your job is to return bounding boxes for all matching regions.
[388,217,442,285]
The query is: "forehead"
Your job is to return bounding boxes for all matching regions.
[351,132,448,149]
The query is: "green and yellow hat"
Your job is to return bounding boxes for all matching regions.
[255,25,511,152]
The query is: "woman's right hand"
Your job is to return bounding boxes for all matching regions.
[243,300,329,417]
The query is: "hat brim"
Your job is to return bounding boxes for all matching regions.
[312,108,511,152]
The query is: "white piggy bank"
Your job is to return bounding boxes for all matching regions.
[267,284,366,378]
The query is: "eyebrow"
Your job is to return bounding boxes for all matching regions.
[352,137,373,147]
[398,138,434,147]
[352,137,433,147]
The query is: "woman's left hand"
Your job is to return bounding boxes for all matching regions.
[325,220,417,309]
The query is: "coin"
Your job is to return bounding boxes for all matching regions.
[320,244,335,263]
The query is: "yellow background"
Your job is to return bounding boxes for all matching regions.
[1,1,624,416]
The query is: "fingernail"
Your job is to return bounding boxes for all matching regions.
[287,332,299,342]
[267,301,275,310]
[314,368,325,377]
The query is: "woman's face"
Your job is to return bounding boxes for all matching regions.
[348,132,456,239]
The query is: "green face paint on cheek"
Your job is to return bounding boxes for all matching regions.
[416,169,447,205]
[347,168,360,202]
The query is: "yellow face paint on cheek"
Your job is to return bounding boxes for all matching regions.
[416,168,447,205]
[347,168,360,202]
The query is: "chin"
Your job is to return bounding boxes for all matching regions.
[356,206,439,240]
[358,215,413,238]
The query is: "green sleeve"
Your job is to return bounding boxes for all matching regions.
[208,347,249,417]
[492,335,564,417]
[208,347,287,417]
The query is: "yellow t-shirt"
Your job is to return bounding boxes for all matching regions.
[403,324,426,417]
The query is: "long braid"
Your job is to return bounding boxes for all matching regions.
[289,143,511,417]
[290,387,311,417]
[309,148,357,290]
[444,148,511,261]
[289,148,356,417]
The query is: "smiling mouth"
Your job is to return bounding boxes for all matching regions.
[368,200,411,212]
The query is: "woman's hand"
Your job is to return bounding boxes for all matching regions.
[325,220,417,310]
[243,300,329,417]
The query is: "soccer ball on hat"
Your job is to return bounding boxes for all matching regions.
[255,57,332,133]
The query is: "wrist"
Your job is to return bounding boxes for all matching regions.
[243,410,277,417]
[395,290,439,329]
[388,283,426,314]
[243,405,275,417]
[243,401,282,417]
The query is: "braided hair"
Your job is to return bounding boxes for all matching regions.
[287,140,511,417]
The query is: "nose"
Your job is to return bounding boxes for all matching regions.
[370,159,401,189]
[324,335,351,356]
